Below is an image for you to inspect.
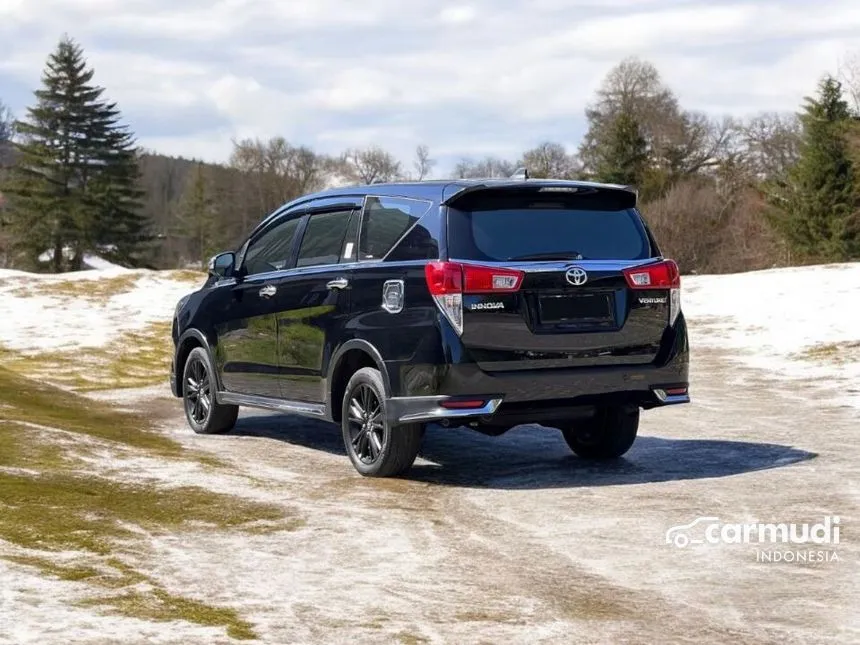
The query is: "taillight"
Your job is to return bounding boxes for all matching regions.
[425,262,523,295]
[622,260,680,290]
[461,264,523,293]
[623,260,682,327]
[424,262,523,335]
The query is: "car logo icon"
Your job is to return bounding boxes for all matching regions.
[565,267,588,286]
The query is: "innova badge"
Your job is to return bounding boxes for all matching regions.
[565,267,588,286]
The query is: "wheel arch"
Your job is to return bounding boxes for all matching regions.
[175,329,219,396]
[326,340,391,423]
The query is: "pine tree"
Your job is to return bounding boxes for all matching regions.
[774,76,860,261]
[175,162,219,268]
[593,112,650,189]
[2,37,147,271]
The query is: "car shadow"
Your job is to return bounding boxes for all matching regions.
[229,413,347,456]
[228,413,817,491]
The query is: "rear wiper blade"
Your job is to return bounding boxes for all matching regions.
[508,251,585,261]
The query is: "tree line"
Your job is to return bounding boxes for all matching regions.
[1,37,859,273]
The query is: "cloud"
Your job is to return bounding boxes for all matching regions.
[1,0,859,172]
[439,6,478,24]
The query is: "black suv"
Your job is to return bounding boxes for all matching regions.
[170,178,689,477]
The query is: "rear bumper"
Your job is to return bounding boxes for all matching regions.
[384,316,689,423]
[385,373,689,424]
[386,397,503,424]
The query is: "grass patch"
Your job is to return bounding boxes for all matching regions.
[9,555,257,640]
[798,340,860,364]
[0,471,285,553]
[4,273,143,301]
[0,320,174,392]
[0,366,179,454]
[6,555,104,584]
[87,589,257,640]
[0,422,75,470]
[0,468,279,639]
[0,381,289,641]
[169,269,207,283]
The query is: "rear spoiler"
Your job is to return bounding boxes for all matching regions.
[442,181,638,211]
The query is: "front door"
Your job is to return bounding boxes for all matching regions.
[214,214,302,398]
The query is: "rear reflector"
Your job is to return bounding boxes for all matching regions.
[622,260,680,290]
[440,399,487,409]
[665,387,688,396]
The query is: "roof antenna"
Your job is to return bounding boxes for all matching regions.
[510,167,529,181]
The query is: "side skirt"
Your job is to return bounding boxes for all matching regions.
[216,392,328,419]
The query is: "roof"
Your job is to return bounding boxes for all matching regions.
[259,177,636,230]
[303,177,633,202]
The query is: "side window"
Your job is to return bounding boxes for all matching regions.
[296,210,353,268]
[243,217,301,276]
[386,208,441,261]
[359,197,431,261]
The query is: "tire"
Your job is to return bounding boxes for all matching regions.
[341,367,423,477]
[182,347,239,435]
[561,406,639,460]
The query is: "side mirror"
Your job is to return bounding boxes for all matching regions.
[208,252,235,279]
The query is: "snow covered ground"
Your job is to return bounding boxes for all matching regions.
[0,266,203,353]
[683,263,860,409]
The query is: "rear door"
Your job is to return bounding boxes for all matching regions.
[445,185,673,371]
[275,198,362,403]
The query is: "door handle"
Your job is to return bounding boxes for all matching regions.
[326,277,349,290]
[259,284,277,298]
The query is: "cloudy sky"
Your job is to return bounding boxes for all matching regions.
[1,0,859,173]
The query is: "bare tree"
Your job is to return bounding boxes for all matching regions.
[643,177,782,274]
[0,100,12,267]
[580,57,732,185]
[413,144,435,180]
[0,99,14,167]
[838,50,860,114]
[230,137,327,216]
[521,142,580,179]
[734,112,802,181]
[453,156,517,179]
[343,146,402,184]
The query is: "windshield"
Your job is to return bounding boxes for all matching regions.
[447,206,652,261]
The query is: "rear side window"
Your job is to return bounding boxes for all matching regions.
[448,205,651,261]
[296,210,353,268]
[359,196,432,260]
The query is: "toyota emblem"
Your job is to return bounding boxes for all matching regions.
[565,267,588,286]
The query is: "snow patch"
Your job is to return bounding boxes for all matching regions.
[0,269,202,353]
[684,262,860,408]
[0,559,226,645]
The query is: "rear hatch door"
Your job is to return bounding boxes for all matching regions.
[445,183,670,371]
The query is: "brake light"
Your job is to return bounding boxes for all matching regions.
[623,260,682,327]
[622,260,680,289]
[424,262,523,335]
[424,262,523,295]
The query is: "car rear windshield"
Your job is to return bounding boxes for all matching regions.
[447,205,652,262]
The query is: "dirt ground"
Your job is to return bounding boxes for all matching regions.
[3,345,858,644]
